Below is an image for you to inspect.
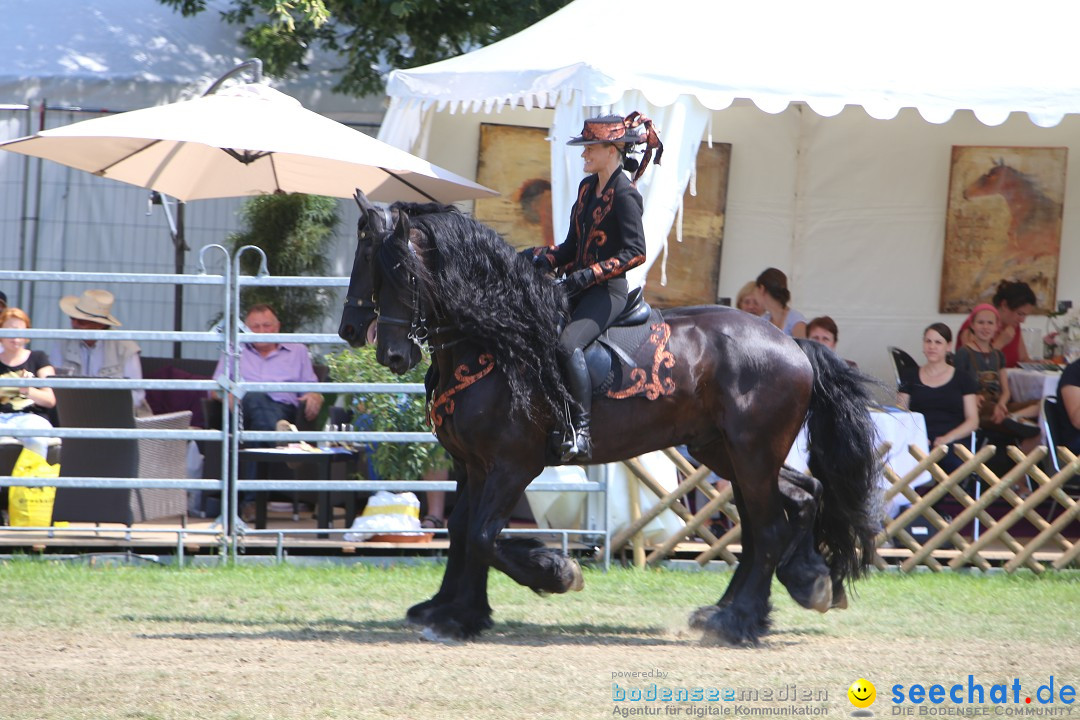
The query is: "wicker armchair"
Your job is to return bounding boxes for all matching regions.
[51,388,191,526]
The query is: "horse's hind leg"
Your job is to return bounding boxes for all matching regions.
[686,443,790,645]
[774,467,832,613]
[704,480,753,611]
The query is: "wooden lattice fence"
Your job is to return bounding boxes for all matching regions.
[613,444,1080,572]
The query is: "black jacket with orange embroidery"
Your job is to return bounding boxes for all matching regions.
[541,170,646,289]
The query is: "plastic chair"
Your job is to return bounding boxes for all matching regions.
[887,346,919,389]
[1040,396,1065,475]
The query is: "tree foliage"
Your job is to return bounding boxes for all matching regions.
[227,193,339,332]
[160,0,571,97]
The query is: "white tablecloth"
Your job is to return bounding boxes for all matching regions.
[1007,369,1060,404]
[785,407,930,516]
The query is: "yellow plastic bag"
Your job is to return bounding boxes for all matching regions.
[7,448,60,527]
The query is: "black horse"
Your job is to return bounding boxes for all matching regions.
[339,193,881,645]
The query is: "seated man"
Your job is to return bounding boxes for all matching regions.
[52,289,150,416]
[212,303,323,433]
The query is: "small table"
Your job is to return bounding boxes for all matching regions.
[239,447,360,537]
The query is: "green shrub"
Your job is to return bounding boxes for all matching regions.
[326,345,448,480]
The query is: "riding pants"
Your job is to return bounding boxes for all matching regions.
[557,276,629,363]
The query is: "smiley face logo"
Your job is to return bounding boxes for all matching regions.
[847,678,876,709]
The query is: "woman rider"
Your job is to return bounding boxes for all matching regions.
[532,112,663,461]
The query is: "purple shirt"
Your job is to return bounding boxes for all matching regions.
[212,342,317,406]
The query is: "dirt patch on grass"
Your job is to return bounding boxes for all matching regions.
[2,615,1075,720]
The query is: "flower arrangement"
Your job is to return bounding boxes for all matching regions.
[1044,307,1080,360]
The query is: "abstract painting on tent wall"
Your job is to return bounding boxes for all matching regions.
[473,123,731,308]
[474,124,554,249]
[940,145,1066,313]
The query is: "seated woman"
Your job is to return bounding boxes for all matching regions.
[754,267,806,338]
[897,323,979,474]
[1056,357,1080,455]
[0,307,57,459]
[957,279,1037,368]
[735,281,764,316]
[953,304,1039,453]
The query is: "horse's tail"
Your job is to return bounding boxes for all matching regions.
[796,339,881,584]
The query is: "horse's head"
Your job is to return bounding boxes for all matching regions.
[371,210,428,375]
[963,158,1018,201]
[338,190,388,347]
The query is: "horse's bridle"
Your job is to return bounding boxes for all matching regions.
[343,205,393,325]
[376,264,429,348]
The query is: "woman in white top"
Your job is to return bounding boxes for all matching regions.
[754,267,806,338]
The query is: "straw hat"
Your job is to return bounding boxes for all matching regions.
[59,289,122,327]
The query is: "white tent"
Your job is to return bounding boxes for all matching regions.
[377,0,1080,380]
[0,0,381,120]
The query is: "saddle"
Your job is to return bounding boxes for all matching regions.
[582,288,674,400]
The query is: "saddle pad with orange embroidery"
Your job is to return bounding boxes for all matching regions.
[593,309,676,401]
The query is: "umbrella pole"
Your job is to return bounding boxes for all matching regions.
[173,201,186,359]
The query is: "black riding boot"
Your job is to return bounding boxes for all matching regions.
[559,347,592,462]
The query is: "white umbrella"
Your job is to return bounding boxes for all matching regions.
[0,82,495,203]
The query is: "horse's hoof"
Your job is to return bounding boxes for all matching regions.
[831,582,848,610]
[688,605,717,631]
[422,604,492,640]
[810,574,832,614]
[690,603,769,646]
[778,565,832,613]
[568,559,585,592]
[406,599,438,626]
[420,626,461,644]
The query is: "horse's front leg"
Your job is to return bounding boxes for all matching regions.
[407,459,471,626]
[423,462,582,640]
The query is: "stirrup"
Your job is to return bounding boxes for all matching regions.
[560,426,592,462]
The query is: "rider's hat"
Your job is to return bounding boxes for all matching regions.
[566,112,664,184]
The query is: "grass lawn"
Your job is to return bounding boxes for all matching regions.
[0,560,1076,719]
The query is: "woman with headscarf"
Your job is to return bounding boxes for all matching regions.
[530,112,663,461]
[954,303,1039,447]
[957,280,1038,368]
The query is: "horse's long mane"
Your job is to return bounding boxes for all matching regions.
[380,208,572,422]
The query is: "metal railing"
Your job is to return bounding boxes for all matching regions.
[0,250,610,561]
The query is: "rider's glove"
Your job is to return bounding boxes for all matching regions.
[520,247,554,272]
[561,269,594,297]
